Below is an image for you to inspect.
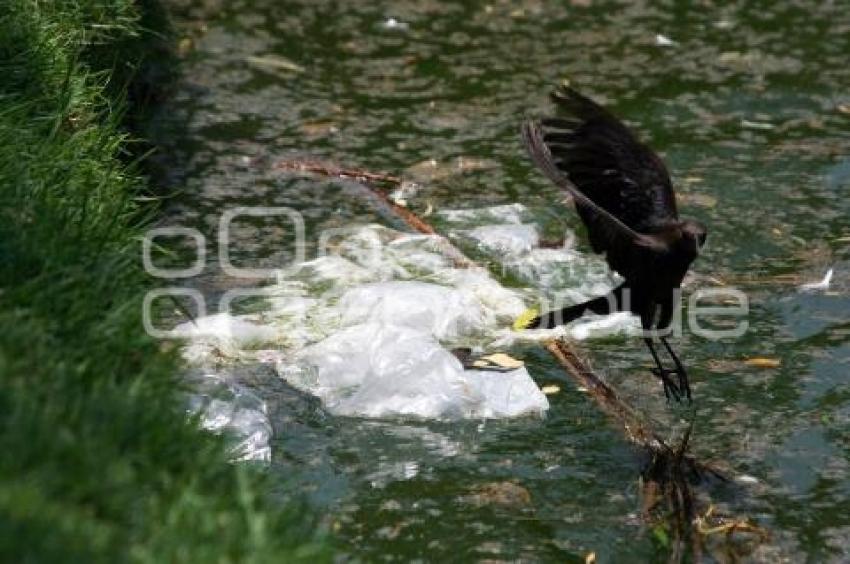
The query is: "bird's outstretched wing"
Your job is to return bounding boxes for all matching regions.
[522,119,664,280]
[545,86,678,230]
[542,85,678,228]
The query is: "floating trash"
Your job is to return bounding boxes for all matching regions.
[799,268,833,292]
[463,223,540,256]
[655,34,676,47]
[187,373,273,462]
[173,214,639,421]
[290,323,548,419]
[744,357,781,369]
[245,54,305,74]
[381,17,409,31]
[741,119,775,131]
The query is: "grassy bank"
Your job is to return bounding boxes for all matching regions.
[0,1,328,561]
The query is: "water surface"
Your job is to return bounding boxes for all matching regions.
[149,1,850,560]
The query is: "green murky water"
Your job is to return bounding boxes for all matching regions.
[148,1,850,560]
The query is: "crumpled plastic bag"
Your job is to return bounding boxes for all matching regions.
[463,224,539,256]
[173,313,280,363]
[288,323,548,419]
[337,281,490,340]
[187,373,272,462]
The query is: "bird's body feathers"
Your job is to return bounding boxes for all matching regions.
[521,84,708,401]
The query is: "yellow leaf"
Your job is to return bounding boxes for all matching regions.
[744,357,781,368]
[513,307,539,331]
[479,353,524,369]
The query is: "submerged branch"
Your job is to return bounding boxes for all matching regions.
[274,159,403,186]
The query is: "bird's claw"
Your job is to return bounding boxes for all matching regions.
[651,367,683,403]
[650,367,692,404]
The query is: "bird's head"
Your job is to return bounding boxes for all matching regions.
[679,219,707,256]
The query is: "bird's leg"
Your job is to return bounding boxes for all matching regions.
[661,337,692,403]
[644,338,681,402]
[520,284,624,329]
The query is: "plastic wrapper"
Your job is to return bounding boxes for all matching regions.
[173,313,278,348]
[338,281,489,340]
[463,224,539,256]
[186,373,272,462]
[288,323,549,419]
[174,219,640,422]
[437,203,532,226]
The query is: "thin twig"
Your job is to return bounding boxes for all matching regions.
[274,159,403,185]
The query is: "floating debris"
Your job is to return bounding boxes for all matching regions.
[694,504,769,541]
[272,157,751,556]
[541,384,561,395]
[300,120,339,137]
[187,373,272,462]
[381,17,409,30]
[422,200,435,217]
[173,312,280,357]
[741,119,775,130]
[744,357,781,369]
[678,192,718,208]
[404,156,496,183]
[799,268,833,292]
[294,322,549,419]
[246,54,305,74]
[513,307,540,331]
[464,223,540,256]
[474,352,525,370]
[437,202,531,225]
[655,34,676,47]
[388,180,420,207]
[461,481,532,508]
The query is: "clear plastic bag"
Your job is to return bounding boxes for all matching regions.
[288,323,548,420]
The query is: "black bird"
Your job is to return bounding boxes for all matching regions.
[519,84,707,402]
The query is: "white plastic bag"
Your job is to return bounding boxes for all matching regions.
[290,323,548,419]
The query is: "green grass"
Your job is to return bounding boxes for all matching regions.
[0,1,329,561]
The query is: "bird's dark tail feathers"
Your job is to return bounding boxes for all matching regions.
[516,284,625,330]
